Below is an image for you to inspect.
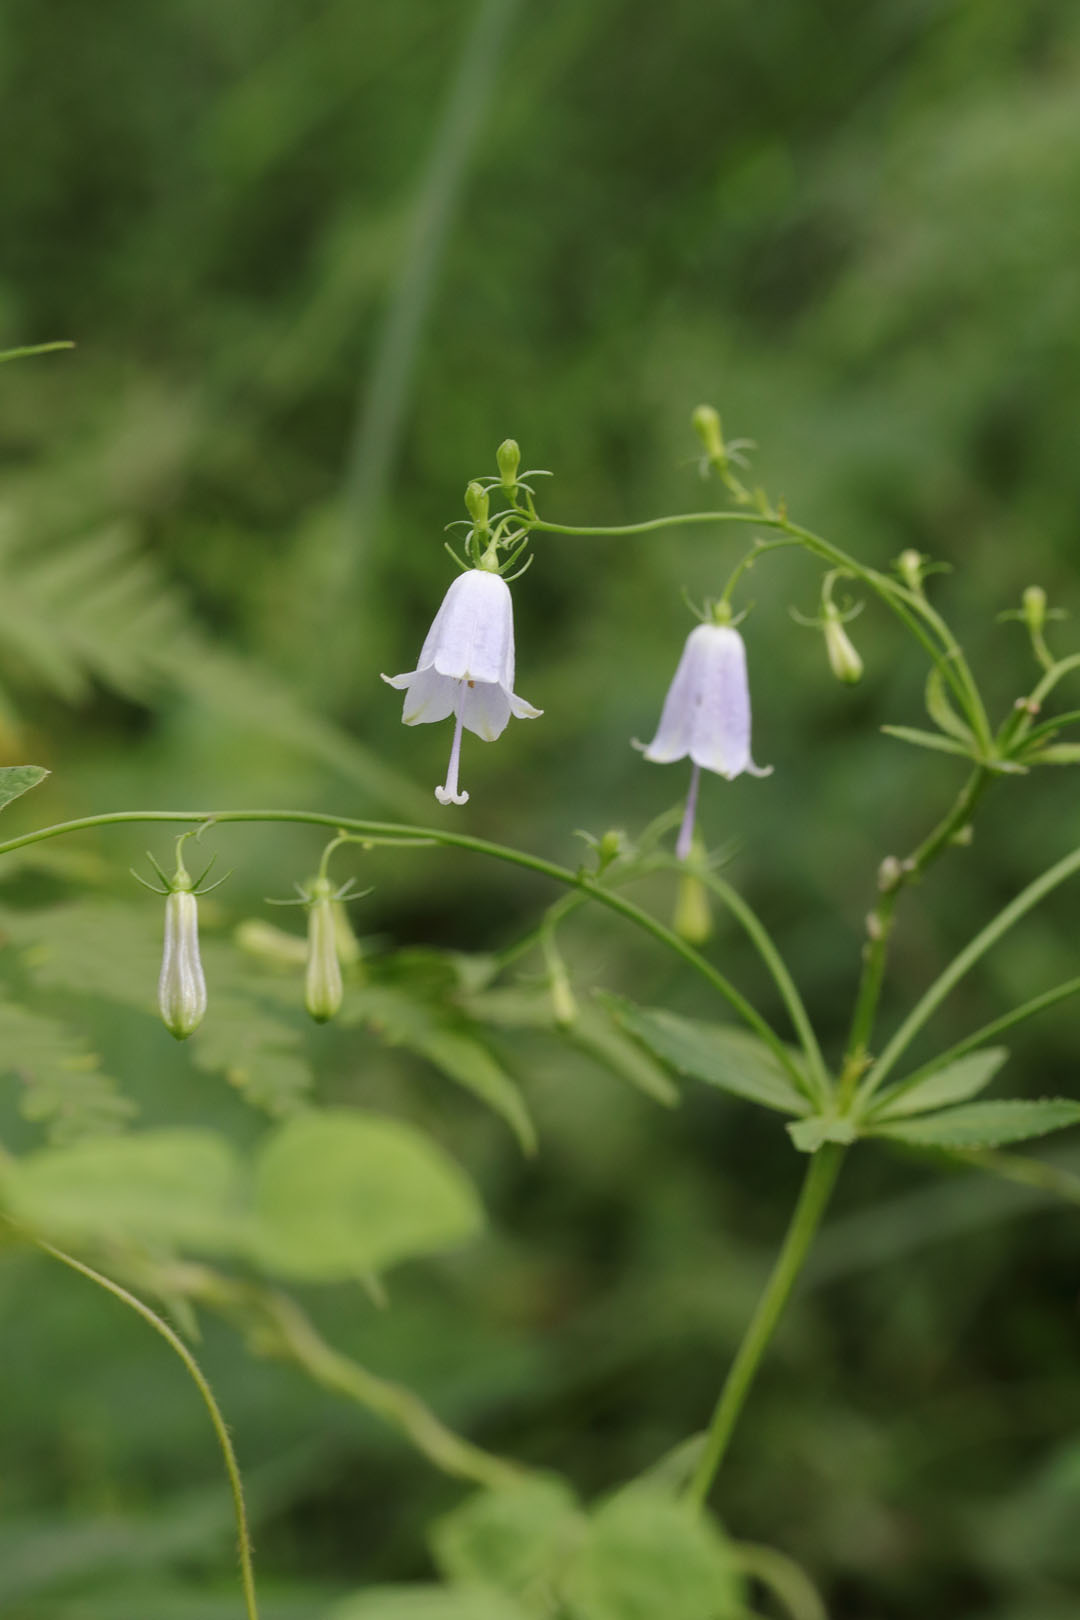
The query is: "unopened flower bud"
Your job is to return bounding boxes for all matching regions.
[823,606,863,685]
[496,438,521,491]
[305,877,343,1024]
[159,888,207,1040]
[897,550,924,593]
[1022,585,1047,636]
[549,960,578,1029]
[464,481,490,532]
[674,870,713,945]
[597,829,626,870]
[691,404,724,463]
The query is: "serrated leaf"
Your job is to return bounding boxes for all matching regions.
[602,996,808,1116]
[925,666,975,744]
[871,1098,1080,1150]
[881,724,973,757]
[330,1590,527,1620]
[348,987,536,1153]
[0,1128,243,1251]
[0,765,48,810]
[249,1109,483,1281]
[563,1486,743,1620]
[870,1048,1008,1121]
[432,1479,583,1611]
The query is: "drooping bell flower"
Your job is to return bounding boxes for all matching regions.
[383,567,541,805]
[638,619,771,860]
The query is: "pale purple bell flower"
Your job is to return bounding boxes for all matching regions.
[383,567,541,806]
[638,621,771,859]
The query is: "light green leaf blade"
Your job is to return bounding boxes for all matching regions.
[249,1109,484,1281]
[572,1002,679,1107]
[0,1128,243,1251]
[0,765,48,810]
[0,342,74,364]
[871,1098,1080,1150]
[431,1479,582,1609]
[563,1486,743,1620]
[348,987,537,1153]
[602,996,808,1116]
[330,1589,527,1620]
[871,1048,1008,1121]
[925,666,975,744]
[880,724,973,757]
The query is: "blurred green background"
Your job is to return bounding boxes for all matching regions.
[2,1,1080,1615]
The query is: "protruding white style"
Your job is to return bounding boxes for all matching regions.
[638,622,771,860]
[383,568,541,806]
[158,889,208,1040]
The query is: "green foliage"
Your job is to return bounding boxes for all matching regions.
[870,1098,1080,1150]
[248,1109,483,1281]
[870,1048,1009,1120]
[0,991,135,1142]
[432,1477,582,1612]
[2,1111,483,1280]
[0,763,48,809]
[603,996,808,1115]
[331,1590,527,1620]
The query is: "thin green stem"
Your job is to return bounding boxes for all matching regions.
[866,976,1080,1117]
[0,808,802,1088]
[35,1240,259,1620]
[692,865,829,1105]
[863,840,1080,1097]
[845,768,991,1091]
[686,1145,845,1505]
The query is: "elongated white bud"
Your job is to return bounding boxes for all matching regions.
[305,880,343,1024]
[159,889,207,1040]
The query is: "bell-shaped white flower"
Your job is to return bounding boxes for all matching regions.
[638,621,771,859]
[383,567,541,805]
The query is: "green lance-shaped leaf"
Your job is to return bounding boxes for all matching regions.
[0,1129,243,1252]
[925,665,976,745]
[562,1485,744,1620]
[330,1590,528,1620]
[880,725,975,758]
[346,986,537,1153]
[602,995,809,1116]
[869,1048,1009,1121]
[870,1098,1080,1151]
[432,1478,583,1609]
[248,1109,483,1281]
[0,765,48,811]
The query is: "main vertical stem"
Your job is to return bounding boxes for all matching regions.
[687,1145,845,1506]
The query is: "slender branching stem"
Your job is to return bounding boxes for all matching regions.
[34,1239,260,1620]
[686,1145,845,1505]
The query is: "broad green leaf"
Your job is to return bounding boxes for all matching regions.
[249,1109,483,1281]
[330,1589,527,1620]
[0,765,48,810]
[602,996,808,1116]
[347,987,536,1153]
[924,666,975,744]
[871,1098,1080,1150]
[432,1479,583,1610]
[0,1128,243,1251]
[880,724,972,757]
[870,1048,1008,1121]
[563,1486,743,1620]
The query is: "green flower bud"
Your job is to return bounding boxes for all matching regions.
[823,606,864,685]
[234,918,308,968]
[496,438,521,491]
[673,869,713,945]
[691,404,724,463]
[305,877,343,1024]
[159,888,207,1040]
[464,480,490,531]
[1022,585,1047,636]
[549,958,578,1029]
[897,550,925,593]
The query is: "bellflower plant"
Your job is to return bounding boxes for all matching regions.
[16,396,1080,1620]
[383,565,541,805]
[638,610,772,860]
